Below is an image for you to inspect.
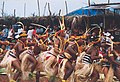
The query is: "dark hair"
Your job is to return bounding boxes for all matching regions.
[93,42,101,47]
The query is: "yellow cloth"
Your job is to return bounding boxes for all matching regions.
[5,41,10,45]
[108,54,113,57]
[10,79,16,82]
[20,33,27,37]
[62,80,67,82]
[0,48,3,53]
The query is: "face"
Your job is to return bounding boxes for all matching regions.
[54,38,60,45]
[20,36,27,42]
[10,45,14,49]
[92,32,96,36]
[60,31,65,37]
[1,45,6,50]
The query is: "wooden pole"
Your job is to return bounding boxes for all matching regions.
[43,2,47,16]
[88,0,90,6]
[65,1,68,14]
[24,3,26,17]
[59,9,61,16]
[103,9,106,30]
[2,1,5,17]
[37,0,40,16]
[108,0,110,4]
[14,9,16,17]
[48,3,52,16]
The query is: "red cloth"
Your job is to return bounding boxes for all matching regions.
[32,29,36,36]
[99,51,107,57]
[46,56,51,60]
[58,58,63,63]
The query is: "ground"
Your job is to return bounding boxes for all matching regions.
[0,74,119,82]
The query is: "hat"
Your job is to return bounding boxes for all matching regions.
[16,22,24,28]
[19,33,27,37]
[19,31,28,37]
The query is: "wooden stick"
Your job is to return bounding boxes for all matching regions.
[43,2,47,16]
[30,23,47,29]
[13,9,16,17]
[48,3,52,16]
[65,1,68,14]
[2,1,5,17]
[108,0,110,4]
[58,9,61,16]
[37,0,40,16]
[24,3,26,17]
[88,0,90,6]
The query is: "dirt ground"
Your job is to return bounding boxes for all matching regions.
[0,74,52,82]
[0,74,119,82]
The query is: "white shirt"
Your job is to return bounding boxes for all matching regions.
[7,29,13,38]
[18,28,23,34]
[27,29,34,39]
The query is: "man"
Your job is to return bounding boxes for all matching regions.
[100,42,120,82]
[2,25,9,41]
[27,26,34,41]
[13,31,29,57]
[13,32,28,81]
[0,40,9,61]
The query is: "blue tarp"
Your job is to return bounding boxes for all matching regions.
[66,5,120,16]
[66,7,105,16]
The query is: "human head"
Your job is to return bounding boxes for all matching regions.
[19,32,27,42]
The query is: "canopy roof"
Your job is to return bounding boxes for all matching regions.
[66,3,120,16]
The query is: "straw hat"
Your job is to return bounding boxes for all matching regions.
[19,33,28,37]
[19,31,27,38]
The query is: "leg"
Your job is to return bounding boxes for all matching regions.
[114,67,120,81]
[36,71,40,82]
[51,59,58,75]
[89,68,99,82]
[27,55,37,72]
[12,60,21,81]
[63,61,74,80]
[102,67,109,77]
[53,65,58,75]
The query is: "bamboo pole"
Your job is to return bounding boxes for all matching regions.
[88,0,90,6]
[24,3,26,17]
[65,1,68,14]
[59,9,61,16]
[103,9,106,30]
[108,0,110,4]
[37,0,40,16]
[13,9,16,17]
[48,3,52,16]
[2,1,5,17]
[43,2,47,16]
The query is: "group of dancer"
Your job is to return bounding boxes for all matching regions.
[0,20,120,82]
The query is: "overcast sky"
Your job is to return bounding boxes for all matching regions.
[0,0,119,17]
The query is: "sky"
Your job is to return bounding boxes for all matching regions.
[0,0,119,17]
